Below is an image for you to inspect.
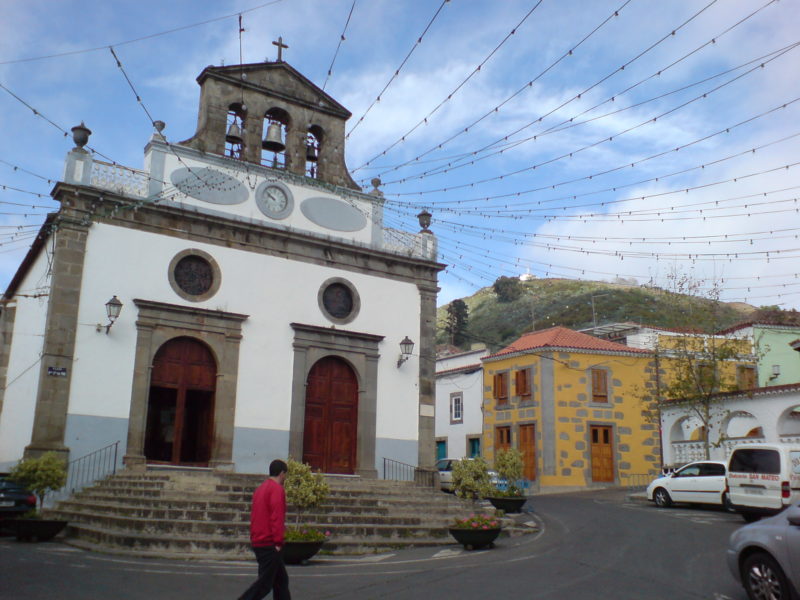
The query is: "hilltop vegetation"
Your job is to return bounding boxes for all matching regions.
[436,277,763,352]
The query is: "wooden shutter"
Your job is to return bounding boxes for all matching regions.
[494,372,508,405]
[516,369,531,398]
[591,369,608,403]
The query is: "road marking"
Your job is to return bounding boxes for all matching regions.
[432,549,462,558]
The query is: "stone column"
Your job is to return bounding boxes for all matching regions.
[417,282,439,474]
[0,303,17,420]
[25,216,90,461]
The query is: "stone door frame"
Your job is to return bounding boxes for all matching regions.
[289,322,383,478]
[123,299,248,470]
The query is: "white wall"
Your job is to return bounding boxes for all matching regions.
[661,388,800,465]
[68,222,422,442]
[0,247,52,467]
[435,349,488,459]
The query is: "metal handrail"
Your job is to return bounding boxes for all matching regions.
[382,457,436,488]
[47,441,121,506]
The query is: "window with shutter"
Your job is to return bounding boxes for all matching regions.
[516,368,531,398]
[494,372,509,405]
[591,369,608,403]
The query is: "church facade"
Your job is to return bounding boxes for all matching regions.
[0,61,442,477]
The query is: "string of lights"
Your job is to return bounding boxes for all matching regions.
[387,112,800,207]
[322,0,357,91]
[0,0,285,65]
[378,38,799,185]
[350,0,554,167]
[363,0,726,178]
[345,0,451,139]
[385,86,800,198]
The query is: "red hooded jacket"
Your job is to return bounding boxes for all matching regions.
[249,478,286,547]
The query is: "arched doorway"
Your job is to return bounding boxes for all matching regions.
[302,356,358,474]
[144,337,217,466]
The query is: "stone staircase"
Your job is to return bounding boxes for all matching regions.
[46,469,511,560]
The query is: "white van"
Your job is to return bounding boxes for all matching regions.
[726,444,800,522]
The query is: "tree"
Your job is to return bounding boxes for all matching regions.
[9,452,67,510]
[653,275,755,460]
[492,276,524,303]
[493,448,525,496]
[451,457,494,500]
[445,299,470,347]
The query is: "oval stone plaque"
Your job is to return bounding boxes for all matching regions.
[300,196,367,232]
[170,167,248,205]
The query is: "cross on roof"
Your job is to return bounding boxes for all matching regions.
[272,37,288,62]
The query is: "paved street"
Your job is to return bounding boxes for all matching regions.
[0,489,747,599]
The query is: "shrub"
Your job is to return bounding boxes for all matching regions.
[9,452,67,509]
[285,458,329,511]
[494,448,525,496]
[451,457,493,500]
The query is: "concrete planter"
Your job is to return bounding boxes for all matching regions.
[12,519,67,542]
[281,540,324,565]
[448,527,501,550]
[486,496,527,513]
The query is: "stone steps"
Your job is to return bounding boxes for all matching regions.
[46,469,500,558]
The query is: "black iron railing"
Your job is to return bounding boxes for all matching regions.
[47,441,121,506]
[382,457,436,488]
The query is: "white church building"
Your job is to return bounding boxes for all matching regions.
[0,60,442,478]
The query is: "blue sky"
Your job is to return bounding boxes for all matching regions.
[1,0,799,314]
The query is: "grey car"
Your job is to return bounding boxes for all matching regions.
[727,501,800,600]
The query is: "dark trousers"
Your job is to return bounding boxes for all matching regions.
[237,546,290,600]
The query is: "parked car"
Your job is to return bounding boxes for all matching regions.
[727,444,800,522]
[646,460,731,510]
[727,501,800,600]
[436,458,498,492]
[0,474,37,521]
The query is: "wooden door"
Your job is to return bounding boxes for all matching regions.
[519,424,536,481]
[590,426,614,482]
[145,337,216,466]
[495,426,511,454]
[303,356,358,474]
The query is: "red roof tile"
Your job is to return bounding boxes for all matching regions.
[485,326,651,359]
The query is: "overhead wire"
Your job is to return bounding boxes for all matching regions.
[351,0,551,166]
[0,0,285,65]
[322,0,357,91]
[345,0,451,139]
[364,0,725,177]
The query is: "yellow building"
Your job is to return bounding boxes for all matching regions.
[481,327,659,489]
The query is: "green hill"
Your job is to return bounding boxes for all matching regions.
[436,277,762,352]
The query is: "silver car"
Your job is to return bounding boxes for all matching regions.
[727,501,800,600]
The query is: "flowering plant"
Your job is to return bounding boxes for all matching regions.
[451,513,501,530]
[284,526,331,543]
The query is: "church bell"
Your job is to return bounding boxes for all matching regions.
[225,121,244,145]
[306,142,318,162]
[262,123,285,152]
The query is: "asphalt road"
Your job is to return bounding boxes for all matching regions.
[0,489,748,600]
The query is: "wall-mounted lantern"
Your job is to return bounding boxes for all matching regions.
[96,295,123,334]
[397,336,415,367]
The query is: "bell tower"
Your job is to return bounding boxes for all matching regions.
[181,61,360,190]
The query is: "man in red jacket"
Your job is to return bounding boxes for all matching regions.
[238,459,290,600]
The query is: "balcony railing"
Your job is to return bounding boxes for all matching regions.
[90,161,149,198]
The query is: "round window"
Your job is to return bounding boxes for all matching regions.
[318,278,360,324]
[168,249,221,302]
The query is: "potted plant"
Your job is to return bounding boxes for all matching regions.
[486,449,528,513]
[448,513,502,550]
[282,458,330,564]
[451,457,494,502]
[7,452,68,542]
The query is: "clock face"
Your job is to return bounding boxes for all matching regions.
[265,186,288,211]
[255,181,293,219]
